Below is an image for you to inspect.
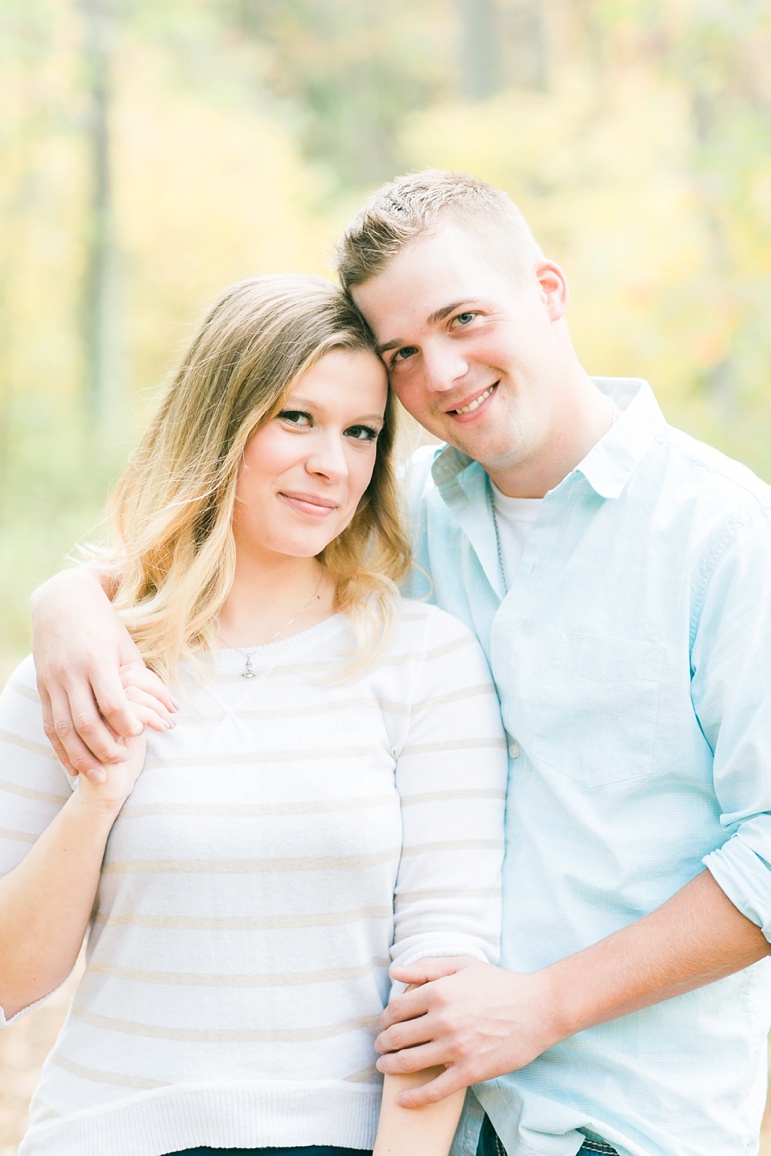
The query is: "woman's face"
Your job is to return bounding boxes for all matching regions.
[232,347,388,567]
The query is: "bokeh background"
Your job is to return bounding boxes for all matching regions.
[1,0,771,1150]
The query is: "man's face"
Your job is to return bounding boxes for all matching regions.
[351,223,570,496]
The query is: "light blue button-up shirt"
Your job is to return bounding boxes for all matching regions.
[405,378,771,1156]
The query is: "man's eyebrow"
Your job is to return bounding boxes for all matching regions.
[375,300,473,357]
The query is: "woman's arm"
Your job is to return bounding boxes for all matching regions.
[373,1071,464,1156]
[0,735,145,1019]
[31,567,175,779]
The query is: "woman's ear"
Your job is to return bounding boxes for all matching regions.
[535,260,569,321]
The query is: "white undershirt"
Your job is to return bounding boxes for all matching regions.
[490,482,542,589]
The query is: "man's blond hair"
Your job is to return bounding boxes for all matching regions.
[336,169,543,291]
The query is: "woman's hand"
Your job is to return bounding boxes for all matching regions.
[31,568,176,781]
[72,726,148,815]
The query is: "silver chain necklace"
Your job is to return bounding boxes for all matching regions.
[489,485,508,596]
[216,567,324,678]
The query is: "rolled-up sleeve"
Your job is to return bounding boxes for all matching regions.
[693,505,771,940]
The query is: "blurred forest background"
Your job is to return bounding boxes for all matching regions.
[1,0,771,1150]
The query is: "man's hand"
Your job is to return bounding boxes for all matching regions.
[31,568,176,781]
[377,873,771,1110]
[375,957,560,1108]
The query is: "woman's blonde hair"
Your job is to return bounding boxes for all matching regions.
[105,274,411,683]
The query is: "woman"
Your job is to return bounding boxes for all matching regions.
[0,275,507,1156]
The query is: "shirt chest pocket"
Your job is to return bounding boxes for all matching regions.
[500,626,665,788]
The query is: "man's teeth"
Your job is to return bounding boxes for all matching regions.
[455,385,495,414]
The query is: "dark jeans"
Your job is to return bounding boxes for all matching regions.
[476,1114,619,1156]
[164,1148,372,1155]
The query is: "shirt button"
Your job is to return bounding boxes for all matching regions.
[508,742,521,759]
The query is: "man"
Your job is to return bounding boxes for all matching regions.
[32,171,771,1155]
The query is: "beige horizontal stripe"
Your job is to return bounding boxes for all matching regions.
[401,787,506,807]
[52,1051,166,1090]
[401,737,507,756]
[87,956,390,988]
[0,826,36,844]
[144,743,385,770]
[402,838,504,857]
[72,1005,380,1043]
[345,1062,380,1084]
[102,845,401,875]
[425,634,476,661]
[411,684,499,711]
[29,1100,61,1122]
[94,905,393,931]
[0,730,58,762]
[374,632,471,670]
[0,775,67,805]
[9,677,41,704]
[121,794,393,820]
[397,886,502,902]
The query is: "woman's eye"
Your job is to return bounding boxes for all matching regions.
[278,410,312,427]
[345,425,380,443]
[391,346,418,366]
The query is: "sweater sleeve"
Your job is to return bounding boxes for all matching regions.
[389,607,507,992]
[0,655,75,1024]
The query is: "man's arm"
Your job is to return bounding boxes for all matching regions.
[376,868,769,1107]
[31,568,176,781]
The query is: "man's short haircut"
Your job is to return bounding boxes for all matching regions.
[336,168,544,292]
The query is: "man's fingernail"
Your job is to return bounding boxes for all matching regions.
[171,698,181,711]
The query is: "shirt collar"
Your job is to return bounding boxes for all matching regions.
[430,377,667,501]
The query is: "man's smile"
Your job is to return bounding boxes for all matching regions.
[448,383,498,416]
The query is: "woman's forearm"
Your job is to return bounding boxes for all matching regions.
[372,1070,465,1156]
[0,737,144,1020]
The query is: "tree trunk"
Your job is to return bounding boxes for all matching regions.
[81,0,119,425]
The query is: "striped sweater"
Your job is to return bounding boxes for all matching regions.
[0,600,507,1156]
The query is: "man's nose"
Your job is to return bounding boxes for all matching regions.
[422,342,468,392]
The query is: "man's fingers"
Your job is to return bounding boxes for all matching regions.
[86,670,144,742]
[38,681,73,773]
[376,1041,448,1077]
[394,1065,466,1109]
[46,674,130,771]
[380,984,431,1032]
[376,1011,434,1055]
[390,955,477,987]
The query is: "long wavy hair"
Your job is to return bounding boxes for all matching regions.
[104,274,411,683]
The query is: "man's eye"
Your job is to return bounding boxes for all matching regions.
[345,425,380,442]
[451,312,477,328]
[391,346,418,365]
[278,410,312,427]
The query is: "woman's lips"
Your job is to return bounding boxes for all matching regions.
[280,491,338,517]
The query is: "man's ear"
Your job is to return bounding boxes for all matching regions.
[535,260,569,321]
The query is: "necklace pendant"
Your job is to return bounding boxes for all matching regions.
[242,654,256,679]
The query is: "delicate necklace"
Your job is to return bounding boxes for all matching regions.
[216,567,324,678]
